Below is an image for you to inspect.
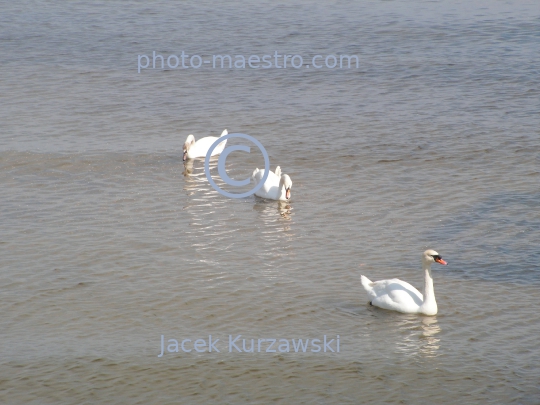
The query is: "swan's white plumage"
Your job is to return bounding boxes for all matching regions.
[361,276,424,313]
[251,166,292,201]
[360,249,447,315]
[183,129,228,160]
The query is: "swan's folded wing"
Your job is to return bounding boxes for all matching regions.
[190,136,218,158]
[379,279,424,307]
[369,279,394,297]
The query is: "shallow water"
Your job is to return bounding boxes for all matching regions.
[1,1,539,404]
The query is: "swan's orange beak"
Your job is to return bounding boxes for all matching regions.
[285,188,291,200]
[435,258,447,265]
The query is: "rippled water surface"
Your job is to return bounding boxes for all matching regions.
[1,1,540,404]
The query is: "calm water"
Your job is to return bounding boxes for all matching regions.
[1,1,540,404]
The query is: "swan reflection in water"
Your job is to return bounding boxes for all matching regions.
[253,199,294,224]
[183,156,295,250]
[418,316,441,357]
[183,158,195,177]
[277,201,293,221]
[394,315,441,358]
[182,157,221,196]
[252,199,295,274]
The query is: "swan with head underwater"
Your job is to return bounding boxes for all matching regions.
[183,129,228,161]
[360,249,447,315]
[251,166,292,201]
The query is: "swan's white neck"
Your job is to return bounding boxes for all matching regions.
[420,263,437,315]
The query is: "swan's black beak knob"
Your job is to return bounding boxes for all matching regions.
[434,256,447,265]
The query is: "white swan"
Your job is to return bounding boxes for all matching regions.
[251,166,292,201]
[183,129,228,161]
[360,249,447,315]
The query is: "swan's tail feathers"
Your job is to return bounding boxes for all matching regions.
[220,129,228,137]
[275,166,281,177]
[360,275,373,291]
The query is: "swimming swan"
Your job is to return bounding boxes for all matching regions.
[360,249,447,315]
[183,129,228,161]
[251,166,292,201]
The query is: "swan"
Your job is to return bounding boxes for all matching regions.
[251,166,292,201]
[360,249,447,315]
[183,129,228,161]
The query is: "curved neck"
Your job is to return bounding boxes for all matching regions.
[420,262,437,314]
